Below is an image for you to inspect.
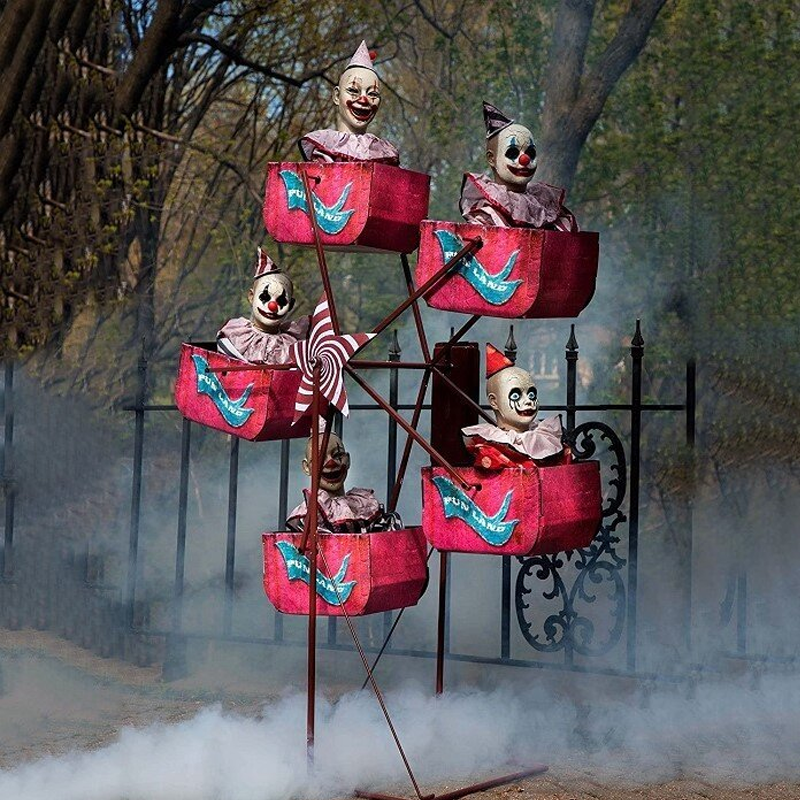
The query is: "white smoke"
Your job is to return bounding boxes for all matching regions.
[2,675,800,800]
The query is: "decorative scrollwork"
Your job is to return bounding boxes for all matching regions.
[515,421,628,659]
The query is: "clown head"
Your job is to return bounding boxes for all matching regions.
[485,343,539,433]
[334,41,381,135]
[302,431,350,495]
[483,102,537,192]
[248,248,295,334]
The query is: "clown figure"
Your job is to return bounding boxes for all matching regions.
[299,41,400,165]
[286,430,400,533]
[217,248,309,364]
[460,102,577,231]
[462,343,565,471]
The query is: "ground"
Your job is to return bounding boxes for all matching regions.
[1,629,799,799]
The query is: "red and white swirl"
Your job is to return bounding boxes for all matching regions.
[291,294,375,423]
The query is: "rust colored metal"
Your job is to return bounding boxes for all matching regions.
[317,548,429,800]
[305,362,322,765]
[388,315,481,513]
[205,362,298,373]
[344,365,474,492]
[353,765,549,800]
[401,253,431,362]
[371,238,482,338]
[436,550,449,695]
[431,342,482,466]
[301,168,341,336]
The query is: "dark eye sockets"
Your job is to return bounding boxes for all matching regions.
[527,388,538,401]
[525,146,537,160]
[508,388,522,402]
[504,146,520,160]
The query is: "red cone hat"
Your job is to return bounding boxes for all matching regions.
[486,342,514,378]
[253,247,279,279]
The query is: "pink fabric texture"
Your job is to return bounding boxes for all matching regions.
[286,487,382,532]
[462,414,563,460]
[262,528,428,616]
[299,130,400,165]
[460,173,578,231]
[216,316,309,364]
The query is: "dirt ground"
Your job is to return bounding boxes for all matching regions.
[1,629,799,800]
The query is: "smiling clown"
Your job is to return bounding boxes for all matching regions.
[460,102,578,231]
[462,343,565,471]
[299,41,400,165]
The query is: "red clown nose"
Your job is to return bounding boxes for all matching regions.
[518,153,531,166]
[268,300,279,312]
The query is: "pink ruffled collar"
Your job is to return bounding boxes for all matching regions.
[462,414,563,460]
[460,172,577,231]
[299,129,400,165]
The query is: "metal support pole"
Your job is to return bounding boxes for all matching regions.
[275,438,290,642]
[685,359,696,652]
[2,362,15,580]
[566,325,578,433]
[436,551,449,694]
[500,556,511,659]
[306,363,322,765]
[627,320,644,672]
[223,436,239,636]
[125,345,147,628]
[385,331,401,640]
[164,417,191,680]
[736,571,747,656]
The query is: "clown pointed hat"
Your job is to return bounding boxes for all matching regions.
[486,342,514,378]
[253,246,280,279]
[483,101,514,140]
[345,40,377,73]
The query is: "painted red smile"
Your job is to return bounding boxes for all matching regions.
[347,101,375,122]
[508,165,535,177]
[518,408,536,417]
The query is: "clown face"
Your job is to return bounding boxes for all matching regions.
[303,433,350,494]
[334,66,381,135]
[248,273,295,333]
[487,123,537,191]
[487,366,539,433]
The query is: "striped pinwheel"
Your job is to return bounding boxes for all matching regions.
[291,293,376,423]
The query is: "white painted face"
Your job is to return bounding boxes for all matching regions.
[334,66,381,134]
[248,273,295,333]
[487,123,537,191]
[487,366,539,433]
[302,433,350,494]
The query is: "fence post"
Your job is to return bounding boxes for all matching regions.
[627,320,644,672]
[1,361,15,582]
[125,342,147,629]
[223,435,240,636]
[685,359,696,652]
[164,417,191,680]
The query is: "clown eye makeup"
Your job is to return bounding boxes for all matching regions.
[527,387,537,403]
[504,145,520,160]
[508,388,522,403]
[275,290,288,308]
[525,146,536,160]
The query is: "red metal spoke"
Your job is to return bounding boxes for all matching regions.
[400,252,431,363]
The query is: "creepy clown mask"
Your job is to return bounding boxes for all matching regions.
[302,432,351,495]
[247,248,296,334]
[485,343,539,433]
[334,42,381,135]
[483,103,537,192]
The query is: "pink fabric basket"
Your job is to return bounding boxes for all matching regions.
[421,463,602,556]
[174,342,312,441]
[262,527,428,616]
[415,221,599,319]
[263,162,430,253]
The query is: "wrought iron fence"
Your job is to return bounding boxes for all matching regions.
[0,322,703,679]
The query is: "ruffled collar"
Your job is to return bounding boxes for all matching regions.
[462,414,563,460]
[460,172,575,229]
[299,129,400,165]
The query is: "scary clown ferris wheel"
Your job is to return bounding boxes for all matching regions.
[174,41,602,800]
